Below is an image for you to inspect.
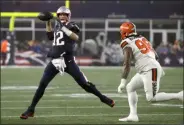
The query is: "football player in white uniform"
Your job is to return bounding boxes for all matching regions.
[117,22,183,122]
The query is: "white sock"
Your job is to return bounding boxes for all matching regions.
[154,92,178,101]
[127,91,138,116]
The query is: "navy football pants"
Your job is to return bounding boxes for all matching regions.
[29,59,104,108]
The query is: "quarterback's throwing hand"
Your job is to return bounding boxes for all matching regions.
[118,79,127,93]
[37,12,53,21]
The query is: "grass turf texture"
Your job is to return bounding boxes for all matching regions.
[1,67,183,124]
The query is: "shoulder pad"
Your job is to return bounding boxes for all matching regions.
[69,21,77,25]
[68,22,80,33]
[120,38,132,48]
[120,40,129,49]
[54,21,61,31]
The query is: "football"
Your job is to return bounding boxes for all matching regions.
[37,12,53,21]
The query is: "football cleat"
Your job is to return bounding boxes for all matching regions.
[178,90,184,102]
[20,107,34,119]
[101,95,115,107]
[119,115,139,122]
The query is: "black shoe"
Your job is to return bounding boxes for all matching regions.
[101,95,115,107]
[20,107,34,119]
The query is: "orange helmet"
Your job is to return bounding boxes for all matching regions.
[120,22,136,39]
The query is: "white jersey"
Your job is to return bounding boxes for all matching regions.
[120,35,163,73]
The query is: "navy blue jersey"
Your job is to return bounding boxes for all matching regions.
[47,21,80,60]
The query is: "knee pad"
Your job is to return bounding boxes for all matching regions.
[82,81,96,93]
[87,82,95,87]
[126,83,134,93]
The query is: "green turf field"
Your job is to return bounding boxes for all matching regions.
[1,67,183,124]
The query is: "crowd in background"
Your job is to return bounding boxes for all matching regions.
[1,32,183,66]
[1,29,184,66]
[156,40,183,56]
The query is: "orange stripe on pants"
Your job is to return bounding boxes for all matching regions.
[152,68,157,81]
[152,68,157,96]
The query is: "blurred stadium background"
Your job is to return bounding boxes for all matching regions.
[0,0,183,124]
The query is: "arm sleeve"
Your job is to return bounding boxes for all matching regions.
[46,31,54,40]
[46,20,60,41]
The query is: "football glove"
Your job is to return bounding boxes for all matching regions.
[37,12,53,21]
[51,57,66,76]
[118,79,127,93]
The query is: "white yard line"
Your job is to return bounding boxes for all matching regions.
[0,106,138,110]
[1,100,183,108]
[1,113,182,118]
[0,66,178,70]
[1,93,129,98]
[1,93,140,99]
[1,99,128,103]
[1,88,181,92]
[152,103,183,108]
[1,100,68,103]
[1,86,56,90]
[1,104,183,110]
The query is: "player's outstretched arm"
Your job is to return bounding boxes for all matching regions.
[122,47,133,79]
[118,47,133,93]
[46,20,52,32]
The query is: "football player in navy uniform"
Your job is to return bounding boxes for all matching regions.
[20,6,115,119]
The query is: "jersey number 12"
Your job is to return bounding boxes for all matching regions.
[53,31,65,46]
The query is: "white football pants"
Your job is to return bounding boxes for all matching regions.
[126,67,163,102]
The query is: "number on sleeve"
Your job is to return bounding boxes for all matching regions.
[53,31,65,46]
[135,38,152,54]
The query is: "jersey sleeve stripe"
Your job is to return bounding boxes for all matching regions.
[120,41,128,48]
[152,68,157,96]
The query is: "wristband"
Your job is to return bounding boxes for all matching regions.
[61,26,72,36]
[121,78,127,83]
